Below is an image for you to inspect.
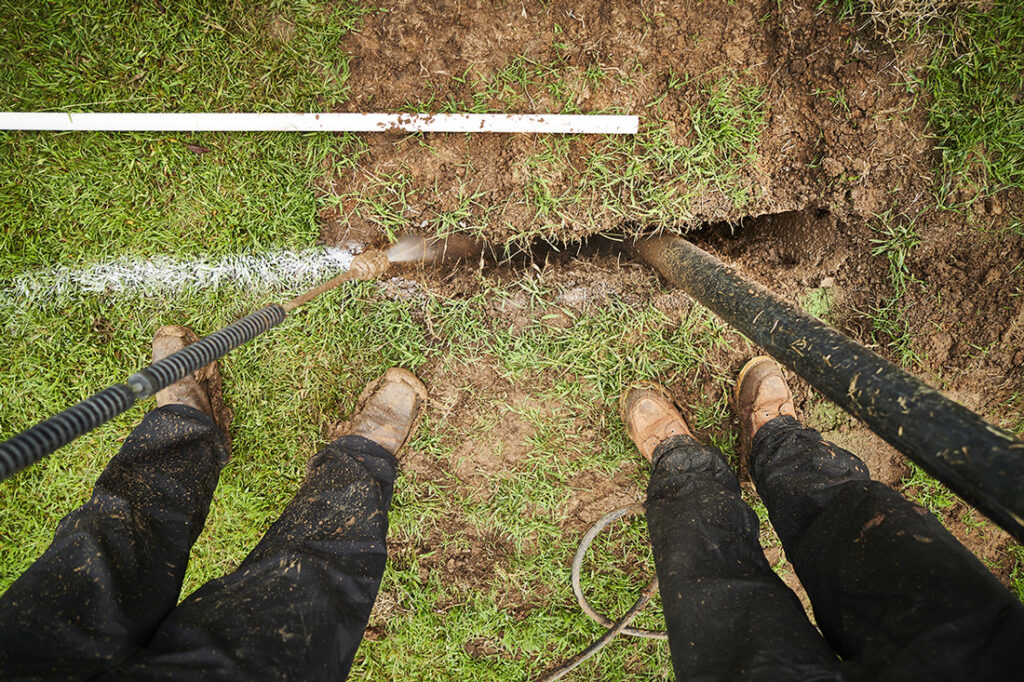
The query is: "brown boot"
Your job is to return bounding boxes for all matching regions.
[152,325,232,439]
[734,356,796,457]
[345,368,427,456]
[619,383,693,462]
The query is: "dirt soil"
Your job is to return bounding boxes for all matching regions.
[316,0,1024,626]
[321,0,938,245]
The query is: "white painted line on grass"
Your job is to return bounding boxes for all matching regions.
[3,246,358,303]
[0,112,639,135]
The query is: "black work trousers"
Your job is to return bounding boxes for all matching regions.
[0,405,395,681]
[646,415,1024,681]
[7,407,1024,681]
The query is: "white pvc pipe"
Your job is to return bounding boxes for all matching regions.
[0,112,638,134]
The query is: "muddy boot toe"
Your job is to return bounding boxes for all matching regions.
[734,356,797,458]
[619,383,692,462]
[153,325,215,416]
[346,368,428,456]
[152,325,232,444]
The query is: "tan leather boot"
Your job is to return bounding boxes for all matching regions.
[734,356,797,457]
[346,368,427,456]
[618,383,693,462]
[153,325,214,415]
[152,325,232,440]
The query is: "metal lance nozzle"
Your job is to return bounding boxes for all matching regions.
[349,250,392,278]
[0,233,489,481]
[281,250,391,312]
[385,234,485,264]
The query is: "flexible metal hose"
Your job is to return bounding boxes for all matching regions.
[0,304,286,480]
[0,247,400,482]
[124,305,286,398]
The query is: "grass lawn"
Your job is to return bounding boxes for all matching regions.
[0,3,703,677]
[2,1,1023,680]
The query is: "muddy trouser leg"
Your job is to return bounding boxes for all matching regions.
[751,414,1024,681]
[645,434,841,682]
[0,405,227,680]
[111,435,395,682]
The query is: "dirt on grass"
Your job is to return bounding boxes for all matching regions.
[317,0,1024,634]
[321,0,937,245]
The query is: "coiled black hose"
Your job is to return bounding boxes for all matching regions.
[0,304,286,481]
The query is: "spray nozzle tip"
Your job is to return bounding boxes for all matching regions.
[386,234,485,265]
[385,236,433,264]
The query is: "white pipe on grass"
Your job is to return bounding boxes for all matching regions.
[0,112,638,135]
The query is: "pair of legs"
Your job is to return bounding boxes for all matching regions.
[622,358,1024,681]
[0,326,426,681]
[6,329,1024,681]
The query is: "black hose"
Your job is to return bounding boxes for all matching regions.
[124,305,286,398]
[0,385,136,479]
[637,236,1024,541]
[0,304,286,481]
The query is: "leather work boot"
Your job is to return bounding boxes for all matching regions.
[346,368,427,456]
[152,324,232,438]
[734,356,797,458]
[619,383,693,462]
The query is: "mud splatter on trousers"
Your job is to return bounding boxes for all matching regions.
[0,405,394,681]
[647,415,1024,681]
[4,406,1023,680]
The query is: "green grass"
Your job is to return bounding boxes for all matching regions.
[830,1,1024,197]
[0,0,372,113]
[1007,544,1024,601]
[3,2,1023,678]
[800,287,834,321]
[1,131,364,278]
[515,74,767,238]
[0,0,374,276]
[353,61,768,248]
[901,461,956,518]
[922,3,1024,197]
[863,205,924,368]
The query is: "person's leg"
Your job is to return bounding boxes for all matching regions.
[0,327,230,680]
[116,368,426,682]
[621,386,839,682]
[740,357,1024,681]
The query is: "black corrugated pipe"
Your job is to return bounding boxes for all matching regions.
[636,235,1024,542]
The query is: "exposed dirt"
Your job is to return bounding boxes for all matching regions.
[320,0,938,245]
[319,0,1024,640]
